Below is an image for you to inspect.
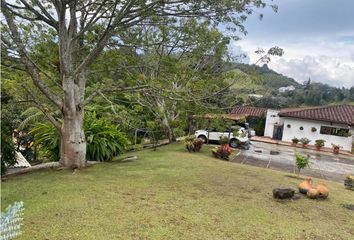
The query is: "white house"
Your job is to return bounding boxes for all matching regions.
[264,105,354,152]
[278,85,295,93]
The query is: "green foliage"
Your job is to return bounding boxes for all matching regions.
[85,112,129,161]
[184,135,203,152]
[31,113,129,162]
[253,116,266,136]
[238,116,247,124]
[299,138,310,146]
[1,91,19,175]
[219,136,229,145]
[146,121,166,145]
[30,123,60,162]
[295,152,310,175]
[1,133,17,176]
[292,137,299,144]
[232,125,241,137]
[315,139,326,148]
[173,128,185,138]
[212,144,233,160]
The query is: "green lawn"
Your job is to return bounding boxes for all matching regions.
[1,143,354,239]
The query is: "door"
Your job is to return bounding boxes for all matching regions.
[272,124,284,140]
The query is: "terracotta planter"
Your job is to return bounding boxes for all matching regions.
[299,177,313,194]
[307,188,319,199]
[317,182,329,199]
[306,188,319,199]
[333,147,340,154]
[315,146,322,151]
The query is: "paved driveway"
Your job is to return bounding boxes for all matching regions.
[232,141,354,182]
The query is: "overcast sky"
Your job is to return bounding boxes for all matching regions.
[229,0,354,88]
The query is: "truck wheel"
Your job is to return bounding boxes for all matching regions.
[229,139,239,148]
[197,135,207,143]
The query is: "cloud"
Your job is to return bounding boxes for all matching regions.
[226,0,354,88]
[227,43,250,64]
[270,56,354,88]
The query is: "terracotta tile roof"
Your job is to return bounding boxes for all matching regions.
[230,106,267,117]
[279,105,354,126]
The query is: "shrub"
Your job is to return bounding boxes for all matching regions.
[212,144,233,160]
[31,113,129,162]
[253,116,266,136]
[85,113,129,161]
[315,139,326,149]
[300,138,310,147]
[1,134,17,176]
[292,137,299,144]
[311,127,317,132]
[1,117,17,175]
[30,123,60,162]
[193,138,203,152]
[331,144,342,154]
[295,151,310,176]
[185,135,195,152]
[184,135,203,152]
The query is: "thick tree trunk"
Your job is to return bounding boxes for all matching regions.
[161,117,176,143]
[60,111,86,168]
[166,126,176,143]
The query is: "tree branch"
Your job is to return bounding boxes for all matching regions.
[21,83,62,131]
[2,1,63,109]
[83,84,150,106]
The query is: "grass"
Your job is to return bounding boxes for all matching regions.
[1,143,354,239]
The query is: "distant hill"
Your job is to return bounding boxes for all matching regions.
[227,63,300,90]
[223,63,354,108]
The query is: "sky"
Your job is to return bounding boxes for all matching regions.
[229,0,354,88]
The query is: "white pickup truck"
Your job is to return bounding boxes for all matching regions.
[194,128,250,148]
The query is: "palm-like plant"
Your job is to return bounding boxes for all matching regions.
[85,112,129,161]
[30,112,129,162]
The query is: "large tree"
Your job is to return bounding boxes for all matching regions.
[1,0,274,168]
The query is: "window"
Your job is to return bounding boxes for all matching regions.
[320,126,349,137]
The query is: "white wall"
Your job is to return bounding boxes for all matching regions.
[281,117,354,151]
[264,109,281,137]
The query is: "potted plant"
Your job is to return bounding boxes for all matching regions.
[315,139,326,151]
[185,135,195,152]
[331,144,342,154]
[193,138,203,152]
[185,135,203,152]
[292,137,299,146]
[344,175,354,191]
[212,145,233,160]
[211,136,233,160]
[300,138,311,148]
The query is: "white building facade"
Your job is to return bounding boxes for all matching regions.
[264,105,354,152]
[281,118,353,151]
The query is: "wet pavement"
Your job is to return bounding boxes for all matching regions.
[232,141,354,182]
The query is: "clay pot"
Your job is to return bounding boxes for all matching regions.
[316,146,321,151]
[317,182,329,199]
[299,177,313,194]
[333,147,340,154]
[307,188,319,199]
